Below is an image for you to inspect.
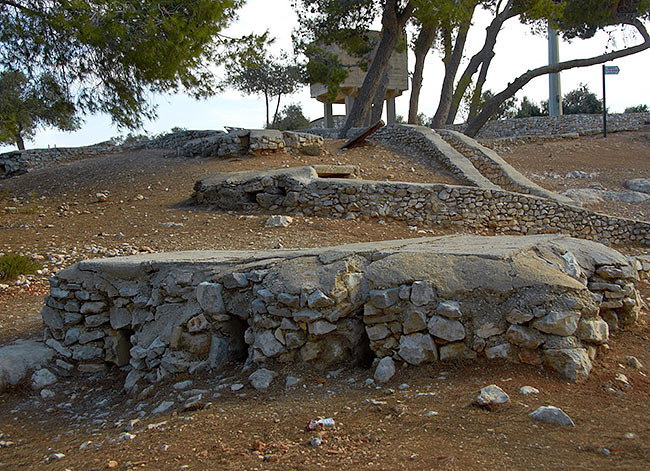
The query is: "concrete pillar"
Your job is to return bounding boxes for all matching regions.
[386,96,396,124]
[324,102,334,128]
[548,26,563,116]
[345,95,355,117]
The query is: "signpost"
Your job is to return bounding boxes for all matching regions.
[602,65,620,138]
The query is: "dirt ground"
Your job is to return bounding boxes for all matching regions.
[0,131,649,470]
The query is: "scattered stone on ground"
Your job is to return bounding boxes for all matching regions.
[476,385,510,407]
[529,406,575,427]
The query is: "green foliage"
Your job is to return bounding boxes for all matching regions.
[0,1,251,129]
[0,70,79,149]
[0,253,41,282]
[223,39,306,127]
[562,83,603,114]
[269,104,311,131]
[625,104,649,113]
[469,89,518,121]
[515,96,547,118]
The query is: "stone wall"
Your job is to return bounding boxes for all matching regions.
[194,166,650,247]
[371,125,500,189]
[177,130,324,158]
[1,142,117,179]
[437,129,575,205]
[40,236,642,388]
[449,113,650,139]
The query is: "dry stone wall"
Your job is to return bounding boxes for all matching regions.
[448,112,650,139]
[40,236,642,388]
[194,166,650,247]
[436,130,574,205]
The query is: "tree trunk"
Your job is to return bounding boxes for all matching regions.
[464,20,650,137]
[408,24,436,124]
[446,0,515,124]
[339,0,414,137]
[371,65,391,123]
[15,133,25,150]
[431,12,474,129]
[264,90,270,128]
[273,93,282,126]
[467,59,491,119]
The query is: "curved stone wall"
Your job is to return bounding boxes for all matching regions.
[40,236,642,388]
[194,166,650,246]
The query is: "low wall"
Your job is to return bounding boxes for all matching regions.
[40,235,642,389]
[176,130,324,158]
[437,129,575,205]
[371,125,499,189]
[194,166,650,247]
[449,113,650,139]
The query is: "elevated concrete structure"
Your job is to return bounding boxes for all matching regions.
[310,33,408,126]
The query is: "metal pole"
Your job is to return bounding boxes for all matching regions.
[602,65,607,138]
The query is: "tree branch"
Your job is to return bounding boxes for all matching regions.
[464,19,650,137]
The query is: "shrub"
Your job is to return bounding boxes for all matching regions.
[624,104,649,113]
[0,253,41,282]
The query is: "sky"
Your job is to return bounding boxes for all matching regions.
[3,0,650,152]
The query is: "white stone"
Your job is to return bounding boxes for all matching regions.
[435,300,462,319]
[31,368,57,389]
[476,385,510,406]
[428,316,465,342]
[265,215,293,227]
[152,400,175,415]
[374,357,396,384]
[0,340,54,391]
[530,406,575,427]
[195,282,225,315]
[249,368,277,390]
[398,333,438,365]
[519,386,539,395]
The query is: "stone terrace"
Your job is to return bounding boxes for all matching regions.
[41,235,642,392]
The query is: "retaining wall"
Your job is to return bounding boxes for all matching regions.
[194,166,650,247]
[40,236,642,388]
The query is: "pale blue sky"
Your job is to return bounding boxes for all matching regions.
[3,0,649,152]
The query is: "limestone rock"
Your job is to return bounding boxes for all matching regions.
[519,386,539,395]
[543,348,592,381]
[254,330,286,358]
[249,368,277,390]
[435,300,462,319]
[0,340,54,391]
[402,310,427,334]
[31,368,57,389]
[625,178,650,194]
[428,316,465,342]
[530,406,575,427]
[439,342,476,361]
[506,325,544,349]
[532,311,580,336]
[399,333,438,365]
[410,281,435,306]
[576,318,609,344]
[374,356,396,384]
[195,282,226,315]
[265,215,293,228]
[476,385,509,406]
